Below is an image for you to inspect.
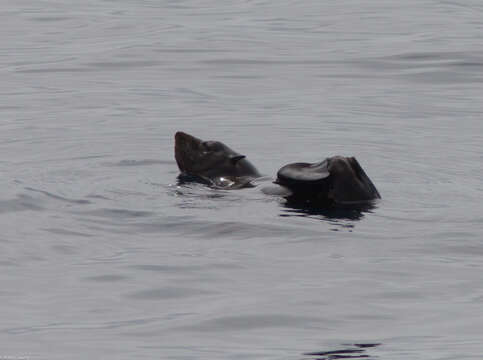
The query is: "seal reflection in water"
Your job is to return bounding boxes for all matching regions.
[174,131,261,189]
[275,156,381,206]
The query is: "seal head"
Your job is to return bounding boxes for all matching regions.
[175,131,261,188]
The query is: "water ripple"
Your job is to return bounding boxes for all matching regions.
[179,314,324,332]
[126,287,216,300]
[304,343,381,360]
[24,187,91,204]
[0,194,43,213]
[105,159,174,167]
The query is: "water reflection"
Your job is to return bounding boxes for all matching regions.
[281,198,378,221]
[176,174,213,187]
[171,177,234,204]
[303,343,381,360]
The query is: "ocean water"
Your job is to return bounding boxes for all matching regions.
[1,1,483,359]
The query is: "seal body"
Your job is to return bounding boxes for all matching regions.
[276,156,380,206]
[174,131,261,189]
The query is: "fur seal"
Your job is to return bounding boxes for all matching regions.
[174,131,261,189]
[275,156,381,206]
[174,132,381,207]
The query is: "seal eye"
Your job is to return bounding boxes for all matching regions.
[202,141,222,152]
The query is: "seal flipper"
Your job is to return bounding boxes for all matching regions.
[275,157,381,207]
[276,159,330,185]
[346,157,381,199]
[275,159,333,204]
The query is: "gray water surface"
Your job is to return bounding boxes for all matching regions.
[1,1,483,359]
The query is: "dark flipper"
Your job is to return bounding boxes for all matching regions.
[275,159,333,204]
[276,159,330,185]
[347,157,381,199]
[276,157,381,207]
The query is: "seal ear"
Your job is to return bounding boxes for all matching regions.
[230,155,246,164]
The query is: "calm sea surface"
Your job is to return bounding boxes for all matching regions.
[1,1,483,359]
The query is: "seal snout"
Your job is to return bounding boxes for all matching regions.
[175,131,201,147]
[175,132,192,173]
[174,131,205,174]
[175,131,189,143]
